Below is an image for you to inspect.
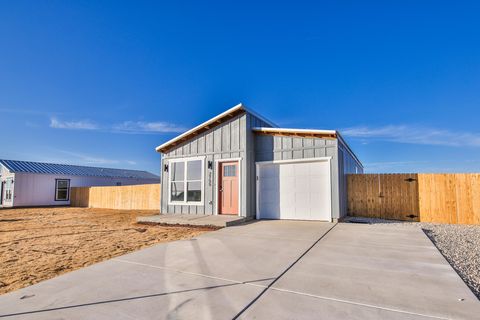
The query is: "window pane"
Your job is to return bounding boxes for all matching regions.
[170,182,185,201]
[171,162,184,181]
[187,181,201,202]
[187,160,202,180]
[56,189,68,200]
[57,180,69,188]
[224,165,236,177]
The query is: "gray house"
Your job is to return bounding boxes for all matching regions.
[156,103,362,222]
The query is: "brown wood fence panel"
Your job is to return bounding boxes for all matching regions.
[347,174,419,221]
[348,174,480,224]
[70,184,160,210]
[70,187,90,207]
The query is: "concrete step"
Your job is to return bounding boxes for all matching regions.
[137,214,250,227]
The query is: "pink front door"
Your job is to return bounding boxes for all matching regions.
[218,161,239,215]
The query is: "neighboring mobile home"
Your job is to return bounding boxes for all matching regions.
[156,103,363,222]
[0,160,159,208]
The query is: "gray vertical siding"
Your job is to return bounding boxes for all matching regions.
[255,136,337,162]
[160,113,249,216]
[244,114,273,217]
[337,136,363,218]
[254,135,342,220]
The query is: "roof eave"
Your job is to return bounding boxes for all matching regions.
[155,103,243,153]
[335,131,364,168]
[252,127,337,136]
[155,103,277,153]
[0,160,13,173]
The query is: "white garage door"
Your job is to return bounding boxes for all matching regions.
[256,159,332,221]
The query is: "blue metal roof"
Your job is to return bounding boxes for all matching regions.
[0,159,159,180]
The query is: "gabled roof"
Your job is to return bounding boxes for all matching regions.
[155,103,276,153]
[0,159,159,179]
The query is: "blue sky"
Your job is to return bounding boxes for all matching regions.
[1,1,480,174]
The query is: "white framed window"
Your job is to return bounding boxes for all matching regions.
[4,178,13,202]
[168,156,204,205]
[55,179,70,201]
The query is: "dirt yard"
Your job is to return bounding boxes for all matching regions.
[0,207,214,295]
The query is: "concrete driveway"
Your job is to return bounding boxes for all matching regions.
[0,221,478,319]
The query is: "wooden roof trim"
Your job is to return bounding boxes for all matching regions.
[252,127,338,139]
[156,103,276,153]
[254,131,337,139]
[157,108,246,153]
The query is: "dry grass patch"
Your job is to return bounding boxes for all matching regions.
[0,207,214,295]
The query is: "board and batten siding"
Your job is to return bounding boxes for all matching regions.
[160,111,273,217]
[254,135,343,219]
[161,113,241,216]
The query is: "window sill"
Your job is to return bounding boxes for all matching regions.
[168,201,204,206]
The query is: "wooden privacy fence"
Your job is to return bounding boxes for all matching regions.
[70,184,160,210]
[347,174,480,224]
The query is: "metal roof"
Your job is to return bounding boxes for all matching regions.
[0,159,159,180]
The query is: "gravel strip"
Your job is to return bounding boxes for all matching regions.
[344,217,480,300]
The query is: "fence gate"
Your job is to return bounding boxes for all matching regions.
[347,174,420,221]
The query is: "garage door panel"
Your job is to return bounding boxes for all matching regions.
[279,164,294,178]
[294,193,311,218]
[257,159,332,221]
[295,192,310,206]
[293,163,310,176]
[263,191,279,204]
[260,179,280,193]
[280,207,295,220]
[263,205,280,219]
[279,191,295,217]
[259,165,278,178]
[280,194,294,208]
[260,177,278,191]
[281,176,295,190]
[310,177,327,191]
[296,177,312,192]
